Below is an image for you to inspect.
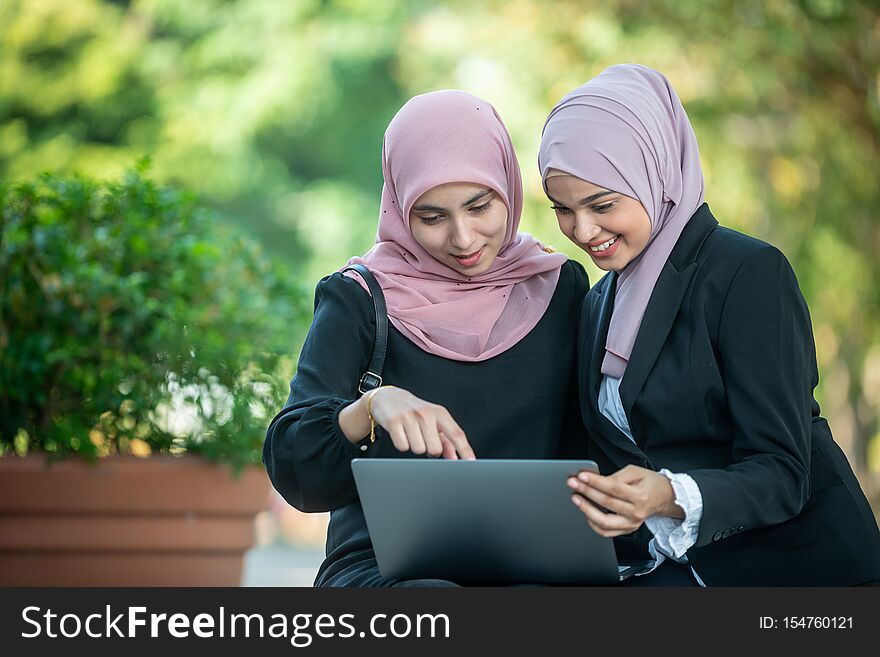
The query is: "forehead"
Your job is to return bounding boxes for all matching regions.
[545,175,609,199]
[412,182,493,208]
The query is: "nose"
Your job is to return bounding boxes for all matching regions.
[449,216,476,251]
[573,213,600,244]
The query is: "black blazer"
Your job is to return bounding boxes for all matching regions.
[578,203,880,586]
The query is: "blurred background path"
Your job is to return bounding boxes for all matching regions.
[241,543,324,587]
[239,491,328,587]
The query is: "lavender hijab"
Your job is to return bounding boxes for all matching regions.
[346,90,566,362]
[538,64,705,377]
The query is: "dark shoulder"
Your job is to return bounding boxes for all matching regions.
[312,271,374,322]
[558,258,591,296]
[697,226,794,290]
[697,226,803,324]
[700,225,788,275]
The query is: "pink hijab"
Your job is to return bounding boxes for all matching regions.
[346,90,567,362]
[538,64,705,377]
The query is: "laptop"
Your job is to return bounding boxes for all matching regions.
[351,458,625,585]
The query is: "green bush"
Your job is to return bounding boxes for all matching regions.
[0,163,309,471]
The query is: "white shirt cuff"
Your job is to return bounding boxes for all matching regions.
[644,469,703,559]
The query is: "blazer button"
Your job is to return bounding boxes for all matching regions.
[712,530,724,542]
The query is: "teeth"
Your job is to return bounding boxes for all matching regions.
[589,236,618,252]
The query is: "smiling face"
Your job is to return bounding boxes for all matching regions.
[408,182,508,275]
[544,174,652,272]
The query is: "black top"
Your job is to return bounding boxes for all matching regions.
[579,203,880,585]
[264,260,591,585]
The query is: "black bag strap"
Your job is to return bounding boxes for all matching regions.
[341,264,388,395]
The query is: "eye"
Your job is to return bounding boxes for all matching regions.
[591,201,616,214]
[469,200,493,214]
[551,205,572,215]
[419,215,444,225]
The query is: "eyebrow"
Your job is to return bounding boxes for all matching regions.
[412,188,493,213]
[548,190,615,206]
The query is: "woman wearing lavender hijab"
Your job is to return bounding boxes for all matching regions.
[539,64,880,586]
[264,90,590,587]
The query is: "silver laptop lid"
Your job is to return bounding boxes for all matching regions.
[351,458,619,585]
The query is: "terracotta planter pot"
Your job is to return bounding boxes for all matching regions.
[0,454,271,586]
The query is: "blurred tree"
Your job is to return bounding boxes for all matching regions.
[1,0,878,506]
[0,0,413,278]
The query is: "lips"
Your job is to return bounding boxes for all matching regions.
[452,247,484,267]
[587,235,618,250]
[586,235,620,258]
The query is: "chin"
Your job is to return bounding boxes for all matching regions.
[460,264,492,276]
[589,256,626,272]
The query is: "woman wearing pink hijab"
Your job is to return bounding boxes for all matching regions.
[540,63,880,586]
[265,90,590,586]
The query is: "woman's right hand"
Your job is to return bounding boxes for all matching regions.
[339,386,475,459]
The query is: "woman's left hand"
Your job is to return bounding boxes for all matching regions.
[567,465,684,537]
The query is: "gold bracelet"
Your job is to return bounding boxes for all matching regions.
[365,385,396,444]
[365,388,381,444]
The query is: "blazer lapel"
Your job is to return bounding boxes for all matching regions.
[618,204,718,436]
[618,261,697,435]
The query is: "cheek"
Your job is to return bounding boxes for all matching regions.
[557,216,576,241]
[632,219,652,252]
[410,226,445,255]
[488,208,508,242]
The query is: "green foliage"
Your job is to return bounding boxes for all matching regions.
[0,0,408,272]
[0,164,309,470]
[1,0,879,486]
